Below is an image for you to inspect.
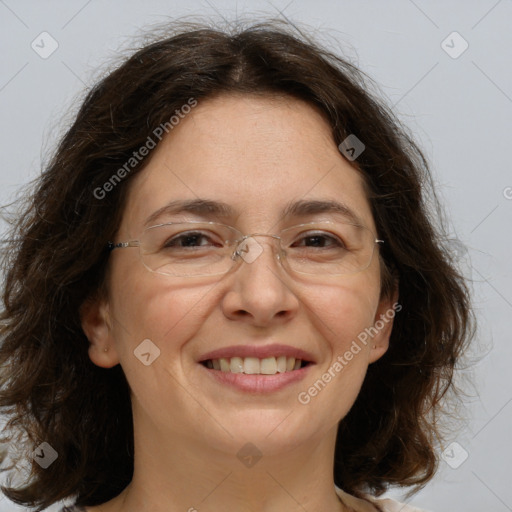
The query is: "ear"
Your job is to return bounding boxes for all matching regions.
[80,294,120,368]
[368,285,400,364]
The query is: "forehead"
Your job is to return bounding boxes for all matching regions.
[121,93,375,234]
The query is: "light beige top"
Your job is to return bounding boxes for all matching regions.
[335,486,430,512]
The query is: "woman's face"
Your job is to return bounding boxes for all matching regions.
[83,93,395,457]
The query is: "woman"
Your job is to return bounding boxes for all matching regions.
[0,19,473,512]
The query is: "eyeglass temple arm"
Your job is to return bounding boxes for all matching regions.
[107,241,140,251]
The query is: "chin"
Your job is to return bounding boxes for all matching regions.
[209,408,321,453]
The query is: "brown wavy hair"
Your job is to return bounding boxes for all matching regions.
[0,18,474,510]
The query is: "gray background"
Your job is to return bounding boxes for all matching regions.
[1,1,511,511]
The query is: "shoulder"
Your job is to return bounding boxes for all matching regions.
[335,486,432,512]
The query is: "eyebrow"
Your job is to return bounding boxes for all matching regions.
[144,199,235,227]
[282,199,364,226]
[144,198,365,227]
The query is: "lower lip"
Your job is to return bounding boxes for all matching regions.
[200,364,313,393]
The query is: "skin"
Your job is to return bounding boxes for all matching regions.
[81,93,397,512]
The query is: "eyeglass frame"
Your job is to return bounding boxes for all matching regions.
[107,220,384,278]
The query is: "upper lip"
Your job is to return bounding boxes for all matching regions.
[198,343,316,363]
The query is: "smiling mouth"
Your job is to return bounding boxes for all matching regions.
[200,356,312,375]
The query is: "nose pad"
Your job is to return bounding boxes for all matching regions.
[232,235,282,266]
[233,237,264,264]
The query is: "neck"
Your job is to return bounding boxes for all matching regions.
[102,412,348,512]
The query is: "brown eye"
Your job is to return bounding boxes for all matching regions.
[164,232,215,248]
[292,232,345,249]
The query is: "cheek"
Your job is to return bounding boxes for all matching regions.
[107,272,217,425]
[108,269,214,363]
[307,273,381,356]
[297,274,381,419]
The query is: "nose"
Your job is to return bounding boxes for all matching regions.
[221,235,300,327]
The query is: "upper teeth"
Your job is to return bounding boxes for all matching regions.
[205,356,303,375]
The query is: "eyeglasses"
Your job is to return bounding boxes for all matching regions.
[108,221,383,278]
